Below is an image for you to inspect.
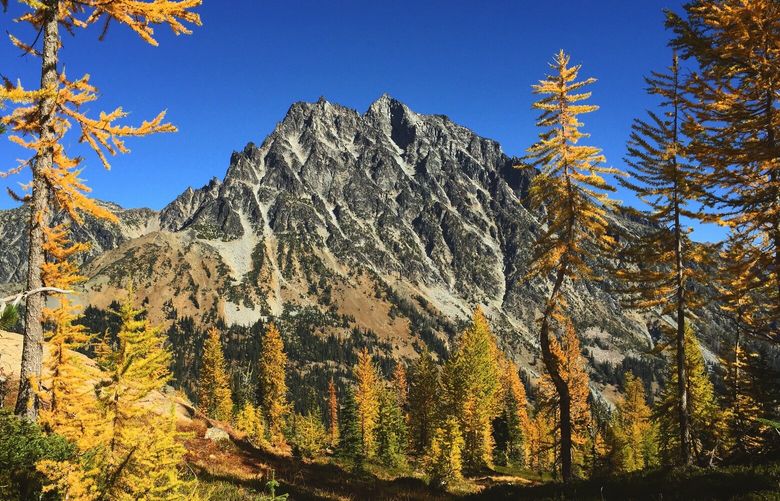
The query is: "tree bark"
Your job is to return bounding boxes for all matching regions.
[15,0,59,420]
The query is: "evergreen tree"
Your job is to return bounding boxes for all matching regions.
[338,387,362,463]
[616,54,706,465]
[408,348,439,455]
[376,387,407,468]
[441,307,502,471]
[328,377,339,447]
[521,50,620,481]
[656,324,725,465]
[668,0,780,328]
[258,323,290,449]
[198,327,233,421]
[608,373,658,473]
[2,0,201,421]
[288,411,328,460]
[353,348,381,461]
[424,416,464,487]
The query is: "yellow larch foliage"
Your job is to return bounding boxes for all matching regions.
[441,307,502,470]
[234,400,267,448]
[608,373,658,473]
[197,327,234,421]
[499,358,531,467]
[258,322,290,448]
[4,0,200,419]
[521,49,619,481]
[353,347,381,460]
[668,0,780,326]
[424,416,465,487]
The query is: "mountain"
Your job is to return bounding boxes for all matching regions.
[0,95,730,401]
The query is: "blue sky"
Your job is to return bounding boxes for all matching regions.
[0,0,723,241]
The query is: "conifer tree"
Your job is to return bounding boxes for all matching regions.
[527,409,556,475]
[608,373,658,473]
[258,323,290,448]
[377,387,407,468]
[338,387,362,462]
[656,324,725,465]
[288,411,328,460]
[393,363,409,414]
[353,348,381,461]
[198,327,233,421]
[441,307,501,471]
[535,321,592,477]
[667,0,780,329]
[234,400,267,448]
[328,377,339,447]
[497,358,531,467]
[2,0,201,421]
[408,348,439,455]
[616,54,707,464]
[521,50,619,481]
[424,416,464,487]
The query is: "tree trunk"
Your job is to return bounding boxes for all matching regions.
[540,264,573,481]
[15,0,59,420]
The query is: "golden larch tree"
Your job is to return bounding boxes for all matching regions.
[441,307,502,470]
[521,50,619,481]
[1,0,201,421]
[608,373,658,473]
[498,358,531,467]
[667,0,780,330]
[328,377,339,446]
[353,347,381,460]
[258,322,290,448]
[616,54,707,465]
[198,327,234,421]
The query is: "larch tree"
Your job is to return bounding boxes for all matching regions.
[655,324,725,465]
[0,0,201,421]
[257,323,290,448]
[328,377,339,446]
[198,327,234,421]
[497,358,531,467]
[521,50,619,481]
[667,0,780,332]
[441,307,502,471]
[234,400,267,448]
[616,54,707,465]
[608,373,658,473]
[393,363,408,414]
[353,347,381,461]
[424,416,464,487]
[408,348,439,455]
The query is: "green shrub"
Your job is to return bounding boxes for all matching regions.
[0,409,75,500]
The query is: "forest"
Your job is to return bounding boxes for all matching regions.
[1,0,779,500]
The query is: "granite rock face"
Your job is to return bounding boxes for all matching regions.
[0,95,729,389]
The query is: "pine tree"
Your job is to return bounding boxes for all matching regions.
[328,377,339,447]
[616,54,707,465]
[667,0,780,330]
[608,373,658,473]
[353,348,381,461]
[441,307,502,471]
[198,328,233,421]
[521,50,619,481]
[376,387,407,468]
[424,416,464,487]
[2,0,201,421]
[408,348,439,455]
[338,388,363,463]
[258,323,290,449]
[656,324,725,465]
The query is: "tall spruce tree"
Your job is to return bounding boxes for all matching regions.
[521,50,619,481]
[616,54,707,465]
[1,0,201,421]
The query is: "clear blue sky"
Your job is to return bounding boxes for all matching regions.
[0,0,723,241]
